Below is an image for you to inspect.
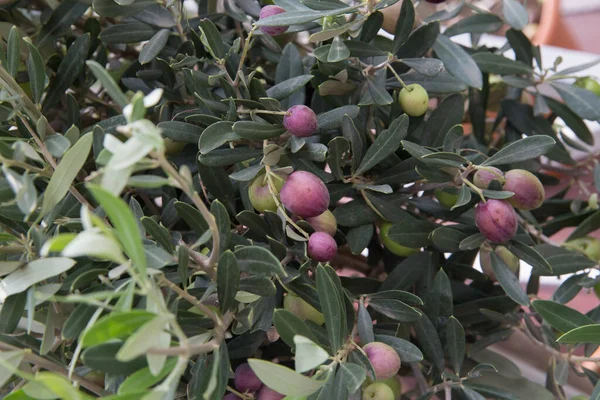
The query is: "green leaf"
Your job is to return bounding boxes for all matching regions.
[141,217,173,252]
[37,0,89,48]
[391,0,415,53]
[533,244,596,276]
[414,314,444,371]
[0,258,76,301]
[277,42,305,109]
[273,309,318,350]
[254,5,361,27]
[368,298,422,322]
[6,26,20,77]
[490,250,529,306]
[557,324,600,344]
[399,58,444,77]
[316,264,346,352]
[198,147,263,167]
[80,310,156,347]
[550,82,600,121]
[374,334,424,363]
[338,362,366,395]
[159,121,204,144]
[82,342,147,374]
[424,269,453,319]
[387,216,434,248]
[355,114,408,176]
[472,53,533,75]
[503,0,529,30]
[233,121,286,140]
[43,34,90,110]
[98,23,158,44]
[62,304,97,340]
[234,246,287,277]
[446,316,465,374]
[0,350,25,388]
[294,335,329,373]
[532,300,594,333]
[506,241,552,273]
[139,29,170,65]
[317,105,360,133]
[433,34,482,89]
[357,301,374,345]
[39,133,93,218]
[480,136,556,166]
[327,137,350,181]
[545,96,593,145]
[86,61,129,108]
[88,184,147,274]
[346,224,373,255]
[266,75,313,101]
[198,19,228,60]
[327,36,350,63]
[444,13,504,37]
[0,292,27,333]
[116,315,169,362]
[174,201,209,236]
[25,41,46,104]
[248,359,326,396]
[217,251,239,313]
[118,358,177,394]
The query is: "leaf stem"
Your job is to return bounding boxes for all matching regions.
[463,178,486,203]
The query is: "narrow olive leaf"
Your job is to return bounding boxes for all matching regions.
[480,135,556,166]
[444,13,504,37]
[338,363,366,395]
[355,114,408,176]
[399,58,444,77]
[0,350,25,388]
[37,0,88,47]
[506,241,552,273]
[446,316,466,374]
[198,19,228,60]
[567,209,600,241]
[369,298,422,322]
[316,264,346,352]
[141,217,173,252]
[139,29,170,65]
[327,36,350,63]
[62,304,97,340]
[39,132,93,218]
[294,336,329,373]
[273,309,318,350]
[98,23,158,44]
[86,61,129,108]
[342,115,363,172]
[368,290,423,306]
[233,121,286,140]
[471,53,533,75]
[532,300,594,333]
[452,184,472,210]
[6,26,20,78]
[317,105,360,132]
[414,314,445,371]
[490,251,529,306]
[211,200,230,256]
[254,5,361,26]
[423,93,464,147]
[248,359,326,396]
[545,96,593,145]
[174,201,209,236]
[550,82,600,121]
[25,41,46,104]
[0,292,27,333]
[266,75,313,101]
[88,185,147,274]
[217,251,239,313]
[81,311,156,347]
[503,0,529,30]
[118,358,178,394]
[43,33,91,110]
[391,0,415,53]
[459,233,487,251]
[234,246,287,277]
[433,34,482,89]
[159,121,204,144]
[0,258,75,301]
[357,301,374,345]
[557,324,600,344]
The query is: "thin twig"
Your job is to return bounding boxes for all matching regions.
[158,275,220,326]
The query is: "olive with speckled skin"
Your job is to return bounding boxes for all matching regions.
[362,382,395,400]
[475,200,518,243]
[502,169,545,211]
[308,232,337,262]
[234,362,263,393]
[256,385,285,400]
[473,167,504,189]
[363,342,401,380]
[248,172,286,213]
[280,171,329,218]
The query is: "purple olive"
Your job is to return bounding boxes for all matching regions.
[258,6,288,36]
[473,167,504,189]
[362,342,401,380]
[280,171,330,218]
[305,209,337,237]
[475,200,518,243]
[256,385,285,400]
[308,232,338,262]
[234,362,263,393]
[283,105,318,138]
[223,394,241,400]
[502,169,545,211]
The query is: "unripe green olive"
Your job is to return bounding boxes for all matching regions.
[398,84,429,117]
[434,188,460,208]
[575,77,600,96]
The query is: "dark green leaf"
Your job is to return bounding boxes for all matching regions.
[391,0,415,53]
[545,96,593,145]
[266,75,313,101]
[444,13,504,37]
[338,363,366,395]
[317,105,360,132]
[81,311,156,347]
[82,342,147,374]
[316,264,346,352]
[98,23,158,44]
[355,114,408,176]
[234,246,287,277]
[446,316,465,374]
[217,251,239,312]
[414,314,445,371]
[472,53,533,75]
[490,250,529,306]
[198,148,263,167]
[139,29,170,65]
[374,334,424,363]
[346,224,373,255]
[433,34,482,89]
[0,292,26,334]
[532,300,594,333]
[481,136,556,166]
[327,36,350,63]
[273,309,318,350]
[459,233,487,250]
[254,5,361,27]
[506,241,552,273]
[86,60,129,109]
[62,304,97,340]
[369,298,421,322]
[550,82,600,121]
[6,27,19,78]
[25,41,46,104]
[198,19,228,59]
[159,121,204,144]
[233,121,286,140]
[557,324,600,344]
[357,301,374,345]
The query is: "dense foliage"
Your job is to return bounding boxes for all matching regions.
[2,0,600,399]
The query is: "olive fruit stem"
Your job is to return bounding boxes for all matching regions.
[463,179,486,203]
[386,63,411,91]
[234,25,258,87]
